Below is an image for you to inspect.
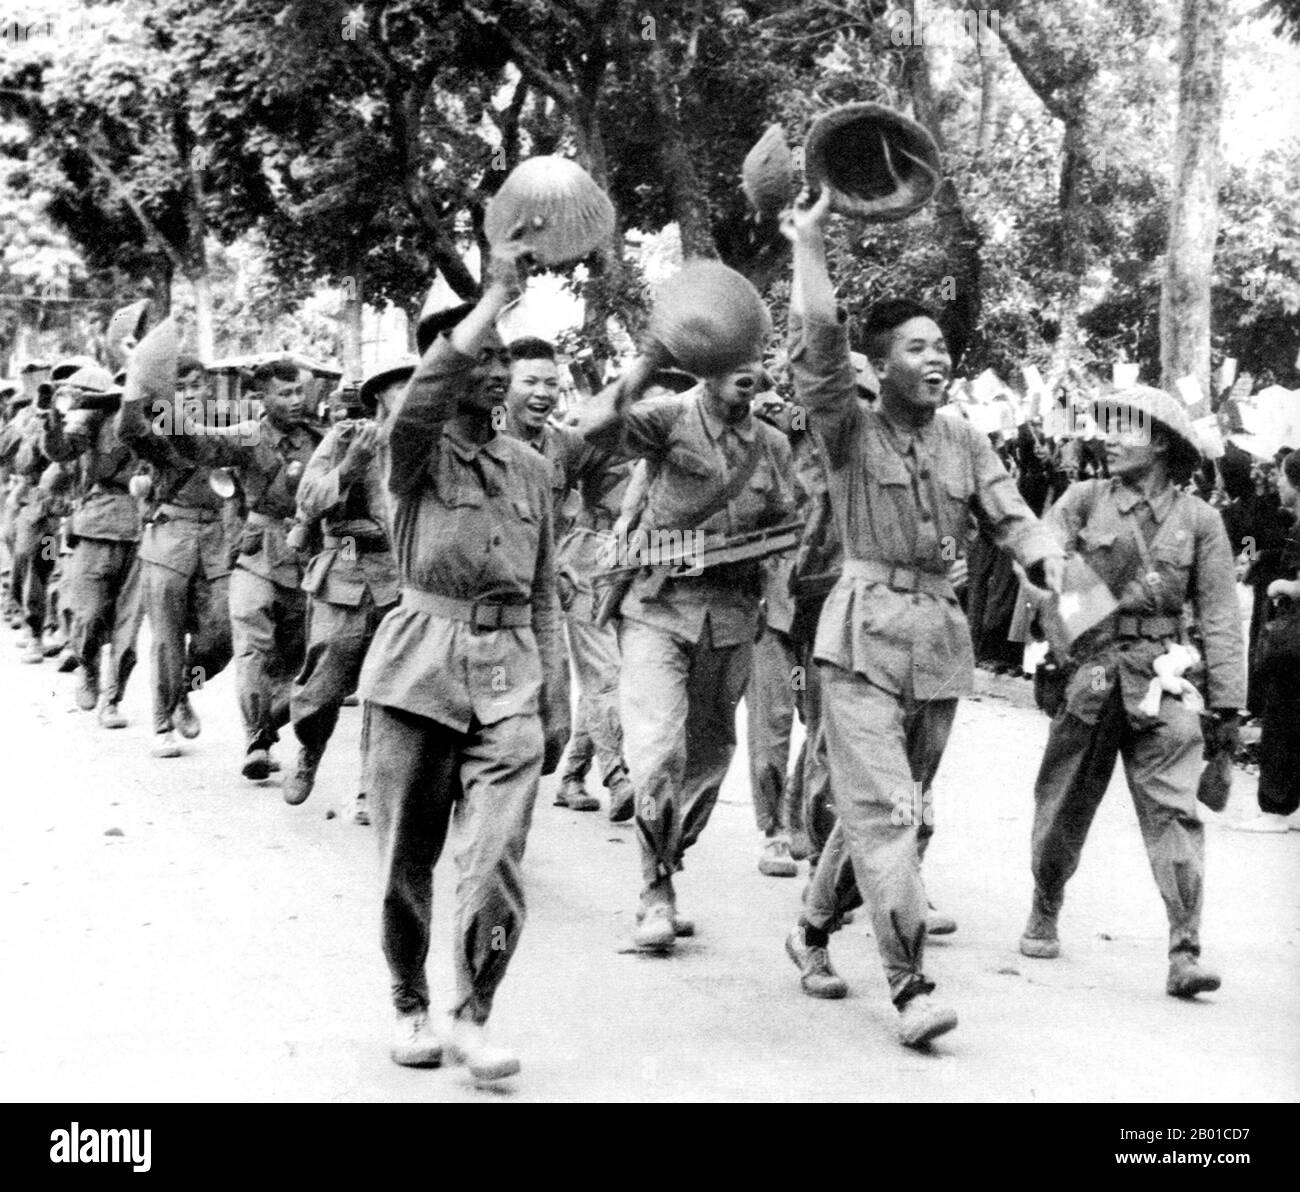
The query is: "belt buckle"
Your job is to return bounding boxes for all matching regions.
[469,598,503,634]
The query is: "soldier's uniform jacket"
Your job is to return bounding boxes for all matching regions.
[358,335,566,736]
[41,409,141,542]
[601,386,795,648]
[295,421,399,608]
[519,418,629,590]
[115,396,235,580]
[1048,477,1246,726]
[789,309,1058,700]
[189,416,324,589]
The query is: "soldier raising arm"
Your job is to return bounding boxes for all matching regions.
[356,249,568,1083]
[780,188,1063,1050]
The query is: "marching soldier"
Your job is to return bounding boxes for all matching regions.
[182,359,324,779]
[39,366,145,727]
[282,361,411,814]
[581,355,795,953]
[357,250,568,1082]
[500,336,635,818]
[1018,386,1244,999]
[780,190,1063,1047]
[4,376,66,664]
[116,355,238,757]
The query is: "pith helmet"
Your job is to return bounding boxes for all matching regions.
[646,259,772,378]
[360,357,418,410]
[741,124,797,217]
[804,103,941,223]
[483,156,615,266]
[1090,385,1204,474]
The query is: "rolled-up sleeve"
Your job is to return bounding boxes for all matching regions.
[787,308,859,468]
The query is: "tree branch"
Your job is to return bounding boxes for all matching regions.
[460,1,579,110]
[82,138,187,273]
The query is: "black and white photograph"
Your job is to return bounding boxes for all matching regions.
[1,0,1297,1136]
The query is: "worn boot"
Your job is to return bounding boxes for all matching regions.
[897,993,958,1048]
[390,1009,443,1068]
[21,634,44,664]
[607,770,635,823]
[759,834,799,878]
[1166,955,1221,998]
[1019,896,1061,959]
[443,1017,520,1082]
[151,730,182,759]
[173,695,201,740]
[97,700,127,730]
[555,775,600,812]
[785,923,848,998]
[283,745,324,805]
[74,666,99,709]
[241,747,271,782]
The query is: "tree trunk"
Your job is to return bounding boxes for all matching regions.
[341,238,365,381]
[1160,0,1227,414]
[904,19,984,370]
[646,44,716,259]
[1052,107,1089,370]
[189,268,215,362]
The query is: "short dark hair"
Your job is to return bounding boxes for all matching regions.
[862,298,940,361]
[508,337,556,364]
[176,355,205,378]
[252,358,304,388]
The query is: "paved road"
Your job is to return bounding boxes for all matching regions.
[1,627,1297,1102]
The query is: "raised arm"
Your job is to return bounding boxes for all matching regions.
[387,253,522,495]
[577,352,664,455]
[780,190,860,467]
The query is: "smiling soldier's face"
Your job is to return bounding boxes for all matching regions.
[506,356,560,432]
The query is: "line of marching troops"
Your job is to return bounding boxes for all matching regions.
[0,193,1249,1084]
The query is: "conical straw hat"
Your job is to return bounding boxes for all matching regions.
[484,156,615,266]
[741,124,796,217]
[646,259,772,378]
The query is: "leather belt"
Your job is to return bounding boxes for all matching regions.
[842,558,954,598]
[401,587,532,632]
[1114,613,1180,639]
[157,503,221,523]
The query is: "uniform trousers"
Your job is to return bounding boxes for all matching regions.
[1031,686,1205,958]
[230,566,308,753]
[619,616,753,899]
[365,702,543,1024]
[292,592,393,754]
[812,664,956,1004]
[143,562,232,733]
[66,539,144,704]
[559,582,624,787]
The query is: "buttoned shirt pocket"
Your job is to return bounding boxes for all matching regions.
[1151,533,1195,607]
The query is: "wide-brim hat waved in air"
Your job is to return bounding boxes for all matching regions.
[804,102,941,223]
[1089,384,1204,475]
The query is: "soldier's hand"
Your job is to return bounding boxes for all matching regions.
[779,187,832,244]
[341,422,379,476]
